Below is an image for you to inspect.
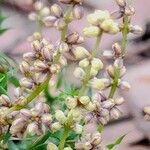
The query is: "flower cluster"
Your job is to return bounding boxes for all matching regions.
[0,0,143,149]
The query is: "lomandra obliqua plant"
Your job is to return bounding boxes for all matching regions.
[0,0,143,150]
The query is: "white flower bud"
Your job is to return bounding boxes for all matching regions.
[100,19,119,34]
[27,122,38,135]
[92,133,102,146]
[129,25,143,35]
[103,50,114,59]
[59,56,67,66]
[85,102,96,111]
[31,40,41,51]
[51,4,62,18]
[47,143,58,150]
[69,108,82,122]
[99,117,108,125]
[73,67,85,79]
[40,7,50,17]
[114,97,125,105]
[28,12,37,21]
[101,108,109,117]
[79,96,90,105]
[107,65,115,78]
[84,142,92,150]
[33,32,42,40]
[34,1,43,10]
[55,18,66,30]
[144,107,150,115]
[83,26,100,37]
[14,88,22,98]
[112,43,122,57]
[110,108,121,119]
[55,110,67,124]
[66,97,77,109]
[119,81,131,90]
[44,16,57,27]
[90,78,110,91]
[74,124,83,134]
[79,58,89,68]
[59,42,69,53]
[42,114,52,124]
[64,147,73,150]
[73,5,84,20]
[23,52,35,62]
[125,6,135,16]
[73,46,90,59]
[51,122,62,132]
[41,47,52,61]
[91,58,103,71]
[89,68,98,77]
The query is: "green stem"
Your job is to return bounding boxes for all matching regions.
[6,76,50,114]
[58,127,70,150]
[61,6,73,41]
[79,31,103,96]
[108,16,129,98]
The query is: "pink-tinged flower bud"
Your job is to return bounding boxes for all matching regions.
[102,100,115,109]
[51,4,62,18]
[0,94,10,106]
[40,7,50,17]
[119,81,131,90]
[14,88,22,98]
[73,124,83,134]
[100,108,109,117]
[92,133,102,146]
[41,47,51,61]
[55,18,66,30]
[73,67,85,79]
[91,58,103,71]
[66,32,79,44]
[20,109,31,118]
[98,117,108,125]
[55,110,67,124]
[115,0,126,7]
[20,78,33,89]
[34,102,44,114]
[20,61,30,74]
[66,97,77,109]
[51,122,62,132]
[73,5,84,20]
[59,42,69,53]
[73,46,90,59]
[103,50,114,59]
[79,58,89,68]
[114,58,123,69]
[34,60,48,72]
[129,25,143,35]
[76,36,84,44]
[59,0,72,4]
[27,122,38,135]
[47,142,58,150]
[114,97,125,105]
[144,107,150,115]
[110,108,121,119]
[125,6,135,16]
[34,1,43,11]
[44,16,57,27]
[111,11,123,20]
[83,26,100,37]
[112,43,122,57]
[23,52,36,62]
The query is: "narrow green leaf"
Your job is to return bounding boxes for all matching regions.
[97,124,104,133]
[0,28,8,35]
[0,86,7,95]
[8,75,20,87]
[106,134,127,150]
